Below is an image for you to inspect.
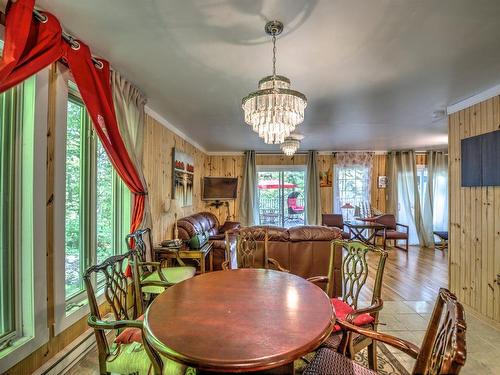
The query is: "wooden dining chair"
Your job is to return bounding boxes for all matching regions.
[84,252,193,375]
[126,228,196,315]
[307,239,388,370]
[303,288,467,375]
[222,227,288,271]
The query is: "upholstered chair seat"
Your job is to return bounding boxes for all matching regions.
[303,348,376,375]
[372,214,409,250]
[140,266,196,294]
[375,229,408,239]
[330,299,375,331]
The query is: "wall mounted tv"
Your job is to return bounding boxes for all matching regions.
[461,129,500,187]
[202,177,238,201]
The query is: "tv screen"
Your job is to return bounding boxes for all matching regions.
[461,129,500,187]
[202,177,238,201]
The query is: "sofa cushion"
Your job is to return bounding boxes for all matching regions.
[177,212,220,240]
[219,221,241,233]
[243,226,290,241]
[331,299,375,331]
[288,225,341,242]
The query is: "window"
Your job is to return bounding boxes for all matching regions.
[257,167,306,227]
[64,85,131,304]
[0,37,49,372]
[334,166,370,214]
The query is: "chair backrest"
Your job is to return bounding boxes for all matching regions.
[126,227,153,262]
[83,252,135,358]
[226,228,270,269]
[374,214,397,230]
[413,288,466,375]
[334,239,388,309]
[322,214,344,228]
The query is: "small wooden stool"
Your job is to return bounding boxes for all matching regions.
[433,231,448,250]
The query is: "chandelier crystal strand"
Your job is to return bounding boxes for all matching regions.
[281,137,300,156]
[242,21,307,145]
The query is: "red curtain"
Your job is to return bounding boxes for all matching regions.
[1,0,147,235]
[64,42,147,234]
[0,1,64,92]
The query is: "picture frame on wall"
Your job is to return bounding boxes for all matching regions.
[172,148,194,207]
[378,175,387,189]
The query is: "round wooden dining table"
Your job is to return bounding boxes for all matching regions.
[143,268,335,373]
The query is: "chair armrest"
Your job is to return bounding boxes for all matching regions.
[139,261,168,282]
[345,298,383,322]
[337,320,420,359]
[87,315,143,331]
[268,258,289,272]
[221,260,231,270]
[396,223,409,232]
[307,276,329,284]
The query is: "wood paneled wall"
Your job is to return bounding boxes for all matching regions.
[449,96,500,323]
[143,115,207,244]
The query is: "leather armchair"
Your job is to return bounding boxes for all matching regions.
[176,212,240,270]
[372,214,409,250]
[322,214,350,239]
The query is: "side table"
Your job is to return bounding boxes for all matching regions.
[153,242,214,274]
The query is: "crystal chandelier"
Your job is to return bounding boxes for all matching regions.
[242,21,307,144]
[281,133,304,156]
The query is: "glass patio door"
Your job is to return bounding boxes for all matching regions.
[257,167,306,228]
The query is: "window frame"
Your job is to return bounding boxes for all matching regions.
[256,165,307,227]
[53,63,131,334]
[0,30,49,372]
[334,164,370,214]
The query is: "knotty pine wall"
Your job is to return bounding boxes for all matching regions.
[449,97,500,323]
[143,115,207,244]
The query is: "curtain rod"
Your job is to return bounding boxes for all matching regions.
[31,8,103,68]
[0,7,103,68]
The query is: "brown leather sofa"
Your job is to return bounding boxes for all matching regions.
[234,225,343,297]
[177,212,240,270]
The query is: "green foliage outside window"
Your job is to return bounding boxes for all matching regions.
[64,90,131,301]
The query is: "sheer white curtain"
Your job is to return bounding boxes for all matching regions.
[334,152,373,214]
[425,151,448,232]
[387,151,435,247]
[111,70,151,229]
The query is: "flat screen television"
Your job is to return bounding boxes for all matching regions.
[461,129,500,187]
[202,177,238,201]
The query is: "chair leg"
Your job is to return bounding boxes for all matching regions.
[368,341,378,370]
[405,238,409,251]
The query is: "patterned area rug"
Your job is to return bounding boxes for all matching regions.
[295,343,410,375]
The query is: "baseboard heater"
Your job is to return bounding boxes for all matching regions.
[32,329,99,375]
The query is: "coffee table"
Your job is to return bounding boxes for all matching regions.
[144,269,335,373]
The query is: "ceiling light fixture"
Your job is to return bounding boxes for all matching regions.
[281,133,304,156]
[242,20,307,144]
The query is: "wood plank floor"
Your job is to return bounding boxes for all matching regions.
[360,245,448,303]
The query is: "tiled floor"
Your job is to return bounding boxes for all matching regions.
[376,300,500,375]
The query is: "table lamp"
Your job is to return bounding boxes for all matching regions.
[341,202,354,222]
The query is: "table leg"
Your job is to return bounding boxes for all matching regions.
[200,254,205,274]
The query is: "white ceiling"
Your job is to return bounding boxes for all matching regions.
[35,0,500,152]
